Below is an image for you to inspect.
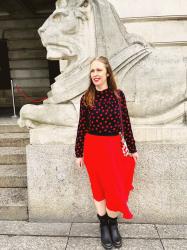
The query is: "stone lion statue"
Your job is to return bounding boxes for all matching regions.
[18,0,187,130]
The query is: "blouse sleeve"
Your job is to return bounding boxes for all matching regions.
[75,95,89,158]
[119,90,137,153]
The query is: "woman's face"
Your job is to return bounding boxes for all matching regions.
[90,60,108,87]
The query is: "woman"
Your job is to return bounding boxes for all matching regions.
[75,56,139,249]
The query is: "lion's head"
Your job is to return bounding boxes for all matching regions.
[38,0,94,72]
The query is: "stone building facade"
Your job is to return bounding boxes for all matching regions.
[0,0,187,112]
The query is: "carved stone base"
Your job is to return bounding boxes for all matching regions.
[26,138,187,224]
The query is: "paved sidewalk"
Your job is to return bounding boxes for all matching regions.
[0,221,186,249]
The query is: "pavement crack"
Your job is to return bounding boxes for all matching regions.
[65,222,73,250]
[154,224,165,250]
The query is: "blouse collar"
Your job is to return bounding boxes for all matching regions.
[95,86,112,95]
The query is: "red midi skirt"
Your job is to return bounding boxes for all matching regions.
[83,133,136,219]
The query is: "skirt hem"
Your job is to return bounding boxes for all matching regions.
[92,188,134,220]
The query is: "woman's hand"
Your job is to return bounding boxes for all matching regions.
[76,157,84,167]
[130,152,139,164]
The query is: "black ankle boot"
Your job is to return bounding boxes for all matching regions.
[108,216,122,248]
[97,213,113,249]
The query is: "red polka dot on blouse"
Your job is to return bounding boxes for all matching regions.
[75,87,137,158]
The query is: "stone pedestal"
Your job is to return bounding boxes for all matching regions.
[26,126,187,224]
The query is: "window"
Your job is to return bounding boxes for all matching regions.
[0,40,11,89]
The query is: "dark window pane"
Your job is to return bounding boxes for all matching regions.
[0,40,11,90]
[48,60,60,85]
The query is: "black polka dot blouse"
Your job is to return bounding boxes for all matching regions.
[75,87,137,158]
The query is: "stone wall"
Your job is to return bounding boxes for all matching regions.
[109,0,187,53]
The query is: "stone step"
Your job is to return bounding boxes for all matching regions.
[0,96,46,107]
[11,69,49,79]
[0,165,27,187]
[11,77,50,88]
[0,118,29,133]
[5,29,39,39]
[0,188,28,220]
[0,18,45,30]
[9,49,46,60]
[0,87,50,98]
[8,39,43,50]
[0,133,29,147]
[0,147,26,165]
[9,60,48,70]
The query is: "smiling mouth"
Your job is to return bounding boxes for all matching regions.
[93,78,101,82]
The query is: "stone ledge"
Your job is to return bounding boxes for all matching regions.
[67,238,164,250]
[156,225,187,239]
[0,221,185,239]
[70,223,159,239]
[0,221,71,236]
[29,125,187,144]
